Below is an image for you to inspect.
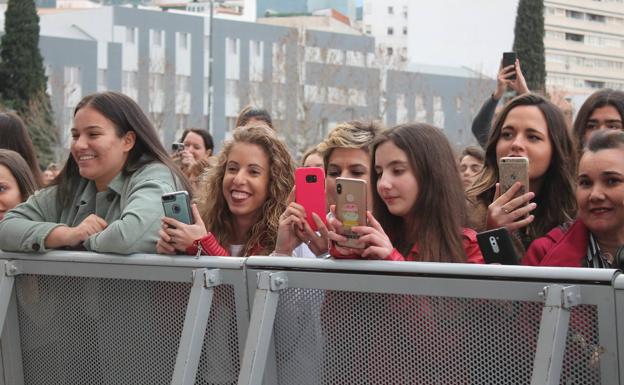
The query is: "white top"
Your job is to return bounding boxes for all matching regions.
[292,242,318,258]
[229,244,244,257]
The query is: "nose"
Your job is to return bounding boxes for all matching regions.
[510,137,526,154]
[377,172,392,191]
[73,134,88,150]
[232,170,246,186]
[589,184,606,202]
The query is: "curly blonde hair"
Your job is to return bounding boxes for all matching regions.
[196,126,294,256]
[317,120,383,170]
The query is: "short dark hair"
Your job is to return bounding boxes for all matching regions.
[460,145,485,163]
[235,106,273,129]
[573,89,624,147]
[180,128,214,152]
[0,112,43,187]
[0,149,37,201]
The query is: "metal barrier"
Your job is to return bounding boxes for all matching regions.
[0,252,621,385]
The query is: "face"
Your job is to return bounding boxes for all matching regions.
[577,148,624,240]
[42,170,55,186]
[326,147,372,209]
[459,155,483,188]
[495,105,552,181]
[584,105,623,145]
[71,106,136,191]
[0,165,22,220]
[222,142,270,222]
[183,131,210,160]
[375,141,419,218]
[303,152,324,169]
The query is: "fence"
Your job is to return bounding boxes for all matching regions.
[0,251,622,385]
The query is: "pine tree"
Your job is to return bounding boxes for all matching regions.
[513,0,546,93]
[0,0,57,166]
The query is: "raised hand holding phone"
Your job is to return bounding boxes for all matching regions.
[334,177,367,249]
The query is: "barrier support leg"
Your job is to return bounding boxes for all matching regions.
[530,284,581,385]
[0,262,18,333]
[171,269,221,385]
[237,271,287,385]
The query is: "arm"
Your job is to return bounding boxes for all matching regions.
[471,95,499,148]
[83,165,177,254]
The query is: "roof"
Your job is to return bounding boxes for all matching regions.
[405,62,492,79]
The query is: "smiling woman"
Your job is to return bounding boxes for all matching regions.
[156,125,294,257]
[0,91,191,254]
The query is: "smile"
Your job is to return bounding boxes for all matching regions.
[77,155,96,161]
[231,190,251,201]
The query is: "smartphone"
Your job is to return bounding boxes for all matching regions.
[477,228,519,265]
[335,177,367,249]
[499,157,529,199]
[171,142,184,152]
[162,191,192,225]
[502,52,517,80]
[295,167,326,231]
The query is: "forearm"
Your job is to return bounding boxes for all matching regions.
[471,95,499,148]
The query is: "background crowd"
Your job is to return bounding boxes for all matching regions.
[0,57,623,271]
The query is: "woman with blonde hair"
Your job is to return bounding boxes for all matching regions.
[157,125,295,256]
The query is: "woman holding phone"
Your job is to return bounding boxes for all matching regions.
[466,93,577,255]
[157,125,294,257]
[327,123,483,262]
[0,91,189,254]
[272,121,381,257]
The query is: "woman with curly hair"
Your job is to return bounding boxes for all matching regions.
[157,125,295,256]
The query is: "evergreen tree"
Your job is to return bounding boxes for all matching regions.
[0,0,57,166]
[513,0,546,93]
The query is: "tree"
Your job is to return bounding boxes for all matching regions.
[0,0,57,166]
[513,0,546,93]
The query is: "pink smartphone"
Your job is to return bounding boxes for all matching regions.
[295,167,326,231]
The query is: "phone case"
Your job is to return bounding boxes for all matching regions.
[499,157,529,199]
[502,52,517,80]
[476,228,519,265]
[335,177,367,249]
[162,191,192,225]
[295,167,326,231]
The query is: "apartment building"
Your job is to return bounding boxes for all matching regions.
[544,0,624,95]
[361,0,409,61]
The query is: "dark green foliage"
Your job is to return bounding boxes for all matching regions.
[513,0,546,93]
[0,0,57,165]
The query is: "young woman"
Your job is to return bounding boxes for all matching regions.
[300,146,324,169]
[273,121,381,257]
[572,89,624,148]
[0,91,190,254]
[459,145,485,189]
[467,93,577,256]
[524,130,624,267]
[175,128,214,170]
[235,105,274,129]
[328,123,483,263]
[0,149,38,220]
[157,125,294,257]
[0,112,43,187]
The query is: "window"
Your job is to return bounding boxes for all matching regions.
[97,69,107,92]
[125,27,136,44]
[365,24,371,34]
[388,6,393,14]
[152,29,163,47]
[403,6,408,18]
[387,47,393,56]
[585,80,605,89]
[179,32,188,50]
[387,27,394,35]
[565,10,583,19]
[587,13,606,23]
[403,26,408,35]
[565,32,584,42]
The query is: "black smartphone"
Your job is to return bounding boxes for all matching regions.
[502,52,517,80]
[477,227,519,265]
[162,191,192,225]
[171,142,184,153]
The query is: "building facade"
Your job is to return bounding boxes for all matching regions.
[361,0,409,61]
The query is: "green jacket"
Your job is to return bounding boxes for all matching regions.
[0,162,179,254]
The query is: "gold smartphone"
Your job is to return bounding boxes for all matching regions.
[498,157,529,198]
[335,177,367,249]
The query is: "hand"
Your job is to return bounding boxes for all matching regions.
[180,150,197,169]
[156,231,177,255]
[160,204,208,252]
[494,59,529,100]
[486,182,536,232]
[327,205,364,257]
[295,212,330,256]
[274,189,305,255]
[352,211,393,260]
[508,59,529,95]
[45,214,108,249]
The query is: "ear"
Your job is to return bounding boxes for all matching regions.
[122,131,136,152]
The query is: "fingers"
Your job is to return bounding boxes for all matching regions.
[365,211,383,232]
[162,216,184,229]
[493,183,501,200]
[497,182,524,203]
[508,202,537,220]
[156,238,176,255]
[507,214,535,233]
[312,213,329,236]
[287,186,296,204]
[361,246,390,260]
[159,228,172,243]
[191,204,203,225]
[504,191,536,212]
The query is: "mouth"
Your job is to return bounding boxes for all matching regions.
[76,154,97,162]
[589,207,613,215]
[382,195,399,204]
[230,190,251,202]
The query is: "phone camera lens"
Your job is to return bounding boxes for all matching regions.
[306,175,317,183]
[337,184,342,194]
[173,204,181,214]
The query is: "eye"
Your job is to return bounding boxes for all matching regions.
[226,165,238,173]
[375,168,383,177]
[392,168,405,176]
[578,178,591,188]
[606,177,622,186]
[0,185,6,193]
[327,169,340,178]
[586,122,598,131]
[500,130,513,140]
[527,134,541,142]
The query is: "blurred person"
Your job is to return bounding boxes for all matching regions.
[301,146,324,169]
[524,130,624,267]
[467,94,577,256]
[235,105,273,129]
[572,89,624,149]
[42,163,60,186]
[0,149,37,220]
[0,91,191,254]
[472,59,530,148]
[157,125,294,257]
[0,112,43,187]
[459,146,485,189]
[175,128,214,171]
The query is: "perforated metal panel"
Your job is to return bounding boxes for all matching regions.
[273,288,601,385]
[14,274,241,385]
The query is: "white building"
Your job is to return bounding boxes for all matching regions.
[362,0,409,61]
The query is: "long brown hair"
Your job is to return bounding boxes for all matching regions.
[572,88,624,148]
[0,112,43,187]
[371,123,467,262]
[197,126,294,256]
[0,149,37,201]
[468,93,577,240]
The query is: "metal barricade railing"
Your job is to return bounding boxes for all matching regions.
[240,257,620,385]
[0,251,249,385]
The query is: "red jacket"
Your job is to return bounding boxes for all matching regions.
[332,228,484,263]
[522,219,588,267]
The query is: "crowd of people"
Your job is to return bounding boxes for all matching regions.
[0,57,623,271]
